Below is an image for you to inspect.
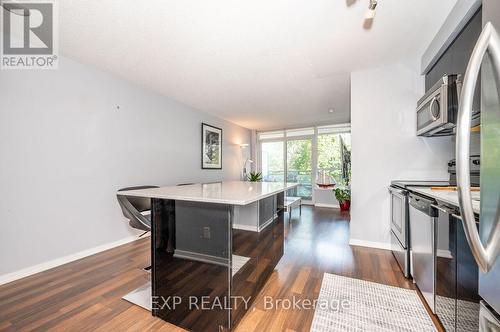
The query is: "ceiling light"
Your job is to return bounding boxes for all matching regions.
[328,109,334,114]
[365,0,377,19]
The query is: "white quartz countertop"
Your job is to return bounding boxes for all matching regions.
[117,181,299,205]
[408,187,481,214]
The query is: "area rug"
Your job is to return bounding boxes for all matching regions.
[232,255,250,277]
[436,295,479,331]
[123,281,152,311]
[310,273,437,332]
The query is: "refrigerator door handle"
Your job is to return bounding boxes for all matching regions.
[457,22,500,273]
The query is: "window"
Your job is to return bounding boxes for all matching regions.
[285,127,314,138]
[261,141,284,182]
[317,132,351,185]
[317,124,351,135]
[287,138,312,200]
[258,131,284,140]
[258,124,351,203]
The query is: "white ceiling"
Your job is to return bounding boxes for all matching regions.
[59,0,456,130]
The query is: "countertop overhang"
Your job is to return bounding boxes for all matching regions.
[117,181,299,205]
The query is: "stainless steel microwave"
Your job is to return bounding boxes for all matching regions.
[416,74,480,137]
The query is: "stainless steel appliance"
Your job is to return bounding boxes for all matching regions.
[418,75,464,137]
[389,181,449,278]
[389,185,409,277]
[409,192,438,313]
[449,155,481,186]
[456,2,500,329]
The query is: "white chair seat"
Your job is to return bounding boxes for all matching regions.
[285,196,302,219]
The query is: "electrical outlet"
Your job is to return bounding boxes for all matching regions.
[202,227,211,239]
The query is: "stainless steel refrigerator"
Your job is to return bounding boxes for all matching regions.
[456,1,500,330]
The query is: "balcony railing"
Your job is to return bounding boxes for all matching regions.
[263,170,312,200]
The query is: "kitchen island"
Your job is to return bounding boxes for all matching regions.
[118,181,297,331]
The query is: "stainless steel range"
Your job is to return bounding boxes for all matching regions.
[448,155,481,186]
[389,153,483,280]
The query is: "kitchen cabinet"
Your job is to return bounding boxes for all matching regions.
[426,9,482,90]
[436,208,457,331]
[455,216,481,331]
[435,206,480,331]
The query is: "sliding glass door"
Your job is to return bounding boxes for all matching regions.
[258,125,351,205]
[259,137,313,201]
[261,141,284,182]
[286,138,313,201]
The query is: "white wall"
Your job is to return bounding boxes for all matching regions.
[0,57,251,278]
[350,63,454,248]
[314,188,340,208]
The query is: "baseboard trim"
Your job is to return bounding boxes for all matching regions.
[314,203,340,209]
[174,249,228,267]
[232,224,259,232]
[349,238,391,251]
[436,249,453,259]
[258,215,276,232]
[0,234,148,286]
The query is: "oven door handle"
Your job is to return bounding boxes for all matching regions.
[456,22,500,273]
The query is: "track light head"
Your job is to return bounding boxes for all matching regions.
[365,0,377,19]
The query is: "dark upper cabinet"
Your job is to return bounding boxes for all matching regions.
[425,9,482,90]
[483,0,500,28]
[425,46,453,90]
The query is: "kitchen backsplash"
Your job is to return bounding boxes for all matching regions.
[451,132,481,157]
[470,132,481,156]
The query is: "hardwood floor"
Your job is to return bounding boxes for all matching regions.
[0,207,442,331]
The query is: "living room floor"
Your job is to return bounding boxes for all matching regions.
[0,207,442,332]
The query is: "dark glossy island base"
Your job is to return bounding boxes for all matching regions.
[151,194,284,331]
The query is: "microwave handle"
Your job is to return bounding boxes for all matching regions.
[456,22,500,273]
[455,75,462,101]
